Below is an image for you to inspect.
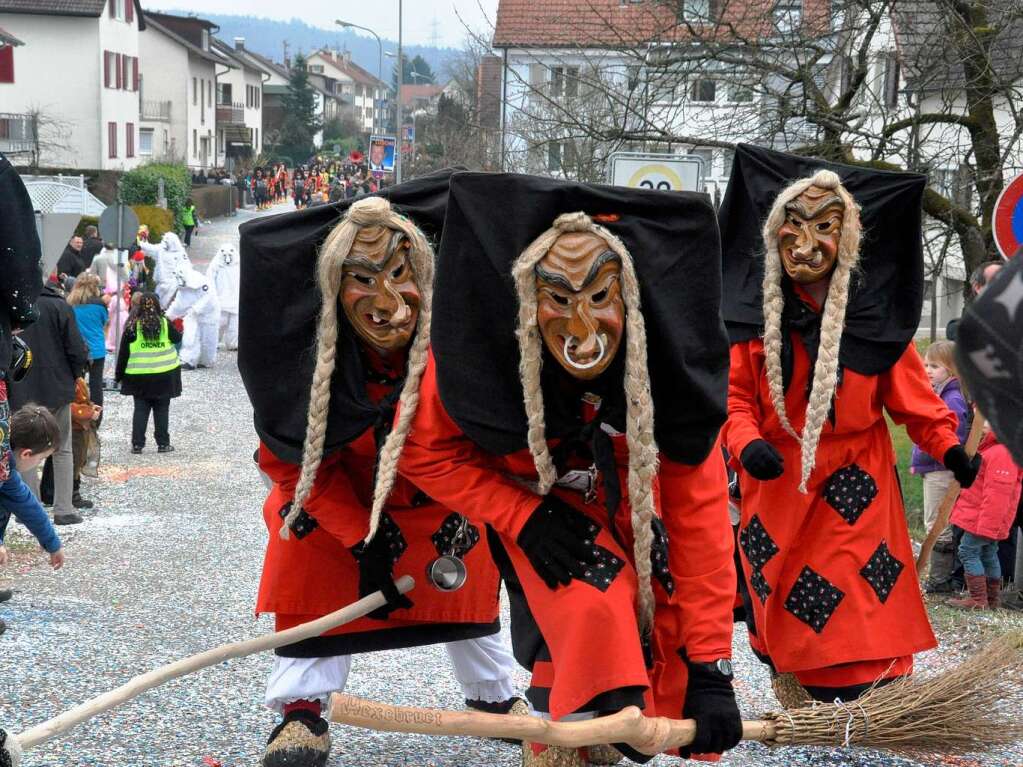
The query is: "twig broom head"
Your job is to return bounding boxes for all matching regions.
[764,631,1023,754]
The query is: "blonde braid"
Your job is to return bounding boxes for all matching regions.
[512,212,659,635]
[760,170,862,493]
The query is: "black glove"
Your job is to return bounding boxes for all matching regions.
[740,439,784,481]
[678,657,742,758]
[516,495,599,590]
[351,534,414,620]
[943,445,982,488]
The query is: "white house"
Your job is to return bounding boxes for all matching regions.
[0,0,144,170]
[138,11,220,169]
[307,49,389,134]
[211,36,263,167]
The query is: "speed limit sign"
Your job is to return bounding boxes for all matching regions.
[608,152,705,192]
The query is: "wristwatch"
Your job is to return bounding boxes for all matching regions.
[696,658,734,679]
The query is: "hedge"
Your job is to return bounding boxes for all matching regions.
[73,205,173,242]
[120,163,191,232]
[74,216,100,237]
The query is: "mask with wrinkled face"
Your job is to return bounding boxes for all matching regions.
[534,231,624,380]
[340,226,420,354]
[777,185,845,284]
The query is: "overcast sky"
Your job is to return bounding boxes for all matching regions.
[162,0,500,47]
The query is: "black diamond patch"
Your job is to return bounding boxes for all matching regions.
[823,464,878,525]
[431,513,481,558]
[651,516,675,595]
[784,566,844,634]
[740,514,779,571]
[860,540,904,604]
[278,502,318,539]
[749,569,772,603]
[579,544,625,593]
[352,513,407,566]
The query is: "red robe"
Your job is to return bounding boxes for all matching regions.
[399,355,735,722]
[724,330,959,686]
[256,373,502,656]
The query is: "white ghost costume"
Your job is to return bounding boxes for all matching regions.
[166,263,220,368]
[140,232,192,309]
[206,244,240,350]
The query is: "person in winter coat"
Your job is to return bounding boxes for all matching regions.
[115,292,182,453]
[947,427,1022,609]
[9,283,90,525]
[140,232,191,309]
[57,235,89,281]
[206,244,240,350]
[910,340,971,593]
[67,274,109,412]
[0,153,43,487]
[166,263,220,369]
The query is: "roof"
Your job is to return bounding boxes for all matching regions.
[400,83,444,106]
[210,36,261,73]
[311,49,388,89]
[238,46,290,81]
[893,0,1023,91]
[143,12,225,66]
[0,23,23,45]
[0,0,144,24]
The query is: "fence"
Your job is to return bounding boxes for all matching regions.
[0,112,36,155]
[21,174,106,215]
[141,100,172,122]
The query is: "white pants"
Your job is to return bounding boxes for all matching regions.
[180,317,219,367]
[220,311,238,350]
[264,633,518,713]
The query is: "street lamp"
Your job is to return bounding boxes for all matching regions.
[334,19,382,85]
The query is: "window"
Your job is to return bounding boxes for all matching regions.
[193,77,198,105]
[109,0,125,21]
[139,128,153,156]
[720,148,735,177]
[108,121,117,158]
[125,0,133,23]
[550,66,579,97]
[680,0,718,22]
[690,148,713,176]
[207,80,212,107]
[690,78,716,102]
[547,142,561,172]
[774,1,802,33]
[219,83,232,105]
[192,128,197,158]
[126,122,134,158]
[882,52,900,108]
[0,46,14,83]
[309,64,324,73]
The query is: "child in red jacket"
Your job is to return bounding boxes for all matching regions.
[949,427,1023,609]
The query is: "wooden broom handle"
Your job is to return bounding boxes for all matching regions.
[15,577,415,750]
[916,411,986,572]
[329,695,777,755]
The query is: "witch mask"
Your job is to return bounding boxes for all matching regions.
[341,225,421,353]
[534,231,625,380]
[776,185,845,284]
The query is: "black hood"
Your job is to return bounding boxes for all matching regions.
[431,171,729,465]
[238,169,458,463]
[719,144,927,374]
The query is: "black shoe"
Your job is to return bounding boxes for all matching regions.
[465,697,528,745]
[925,579,957,595]
[54,513,84,525]
[181,363,196,371]
[72,493,94,510]
[40,494,53,507]
[157,445,175,453]
[131,445,144,454]
[0,589,12,603]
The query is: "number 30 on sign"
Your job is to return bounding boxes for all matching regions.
[608,153,705,193]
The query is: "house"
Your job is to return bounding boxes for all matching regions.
[227,45,289,155]
[211,36,263,167]
[0,0,145,169]
[400,82,445,113]
[138,11,221,169]
[307,49,389,133]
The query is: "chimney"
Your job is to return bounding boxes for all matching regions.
[343,51,352,66]
[234,36,245,51]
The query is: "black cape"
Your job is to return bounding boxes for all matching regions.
[432,172,729,466]
[719,144,926,374]
[956,255,1023,466]
[238,169,457,464]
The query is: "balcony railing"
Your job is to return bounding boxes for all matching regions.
[141,100,172,121]
[0,113,36,154]
[216,102,245,125]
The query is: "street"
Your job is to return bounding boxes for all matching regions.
[1,204,1020,767]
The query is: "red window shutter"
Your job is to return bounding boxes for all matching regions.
[115,53,121,89]
[122,54,129,90]
[108,122,117,158]
[0,46,13,84]
[103,51,110,88]
[126,122,134,158]
[125,0,134,23]
[133,57,139,91]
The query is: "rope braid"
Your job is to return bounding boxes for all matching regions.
[512,212,659,635]
[760,169,862,493]
[280,196,435,541]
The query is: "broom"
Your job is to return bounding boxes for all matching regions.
[330,630,1023,755]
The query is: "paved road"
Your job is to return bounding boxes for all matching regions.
[1,202,1019,766]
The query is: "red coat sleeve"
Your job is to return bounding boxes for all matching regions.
[657,445,735,662]
[258,443,369,548]
[723,341,765,464]
[880,344,961,462]
[398,355,540,537]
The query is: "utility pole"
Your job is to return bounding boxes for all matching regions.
[429,15,441,49]
[395,0,403,183]
[282,39,290,68]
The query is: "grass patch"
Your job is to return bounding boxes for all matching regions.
[889,416,926,540]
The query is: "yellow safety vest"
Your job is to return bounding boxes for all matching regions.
[125,318,179,375]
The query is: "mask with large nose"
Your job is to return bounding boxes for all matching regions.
[340,225,421,354]
[534,231,624,380]
[777,185,845,284]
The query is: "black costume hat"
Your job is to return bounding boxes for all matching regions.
[719,143,926,374]
[238,169,457,464]
[431,172,729,465]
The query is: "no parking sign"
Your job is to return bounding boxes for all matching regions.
[993,172,1023,258]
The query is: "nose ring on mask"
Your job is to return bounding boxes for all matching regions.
[563,333,606,371]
